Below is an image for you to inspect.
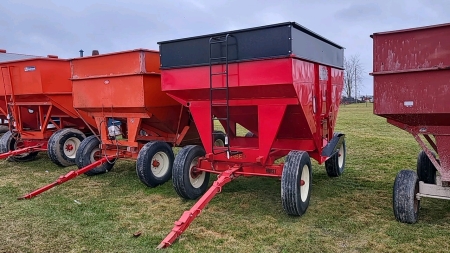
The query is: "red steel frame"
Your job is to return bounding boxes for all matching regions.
[387,120,446,181]
[158,56,344,248]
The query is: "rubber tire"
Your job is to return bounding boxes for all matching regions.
[417,150,437,184]
[393,170,419,224]
[173,145,210,200]
[281,150,312,216]
[0,131,39,162]
[46,128,66,161]
[136,141,175,188]
[213,130,226,146]
[0,125,9,134]
[47,128,86,167]
[325,139,346,177]
[245,131,255,137]
[76,135,115,176]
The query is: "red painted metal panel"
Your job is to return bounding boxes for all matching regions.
[372,23,450,120]
[0,59,72,95]
[162,58,294,97]
[70,49,160,79]
[372,23,450,72]
[373,71,450,123]
[73,75,148,110]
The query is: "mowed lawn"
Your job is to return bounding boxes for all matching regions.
[1,103,450,253]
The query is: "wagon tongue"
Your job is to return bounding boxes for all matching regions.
[0,144,43,160]
[157,166,240,249]
[17,155,117,200]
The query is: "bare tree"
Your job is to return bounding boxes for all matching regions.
[343,55,364,101]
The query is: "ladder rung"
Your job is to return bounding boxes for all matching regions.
[210,87,227,90]
[211,103,227,106]
[213,146,228,150]
[210,57,227,61]
[213,117,228,121]
[212,150,227,155]
[211,72,227,75]
[210,40,227,44]
[211,148,242,156]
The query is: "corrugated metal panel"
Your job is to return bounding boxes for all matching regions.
[0,53,41,63]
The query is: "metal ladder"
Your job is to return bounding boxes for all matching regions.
[209,34,234,157]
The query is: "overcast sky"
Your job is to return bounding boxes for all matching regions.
[1,0,449,95]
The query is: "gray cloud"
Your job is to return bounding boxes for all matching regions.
[335,3,382,22]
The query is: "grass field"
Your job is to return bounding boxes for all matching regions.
[1,103,450,253]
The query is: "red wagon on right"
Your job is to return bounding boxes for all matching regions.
[371,23,450,223]
[156,22,347,248]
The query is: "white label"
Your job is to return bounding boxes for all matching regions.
[24,66,36,72]
[319,66,328,81]
[404,101,414,107]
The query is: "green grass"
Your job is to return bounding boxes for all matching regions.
[2,103,450,252]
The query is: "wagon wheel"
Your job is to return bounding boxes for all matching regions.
[213,130,226,147]
[0,125,9,134]
[172,145,210,200]
[281,150,312,216]
[47,128,86,167]
[136,141,174,187]
[0,131,39,162]
[75,135,115,176]
[393,170,419,224]
[325,139,346,177]
[245,131,255,137]
[417,150,437,184]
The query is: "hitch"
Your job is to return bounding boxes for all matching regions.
[0,145,43,160]
[157,166,240,249]
[18,156,116,200]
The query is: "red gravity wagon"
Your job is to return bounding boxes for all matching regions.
[0,56,96,167]
[372,23,450,223]
[156,22,347,248]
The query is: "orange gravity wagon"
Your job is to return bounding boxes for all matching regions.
[20,49,224,199]
[0,56,97,166]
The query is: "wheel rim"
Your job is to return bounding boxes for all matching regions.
[338,143,345,168]
[414,181,419,213]
[189,157,205,188]
[13,138,29,158]
[90,147,102,163]
[151,151,170,177]
[300,164,310,202]
[214,139,224,147]
[63,137,81,159]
